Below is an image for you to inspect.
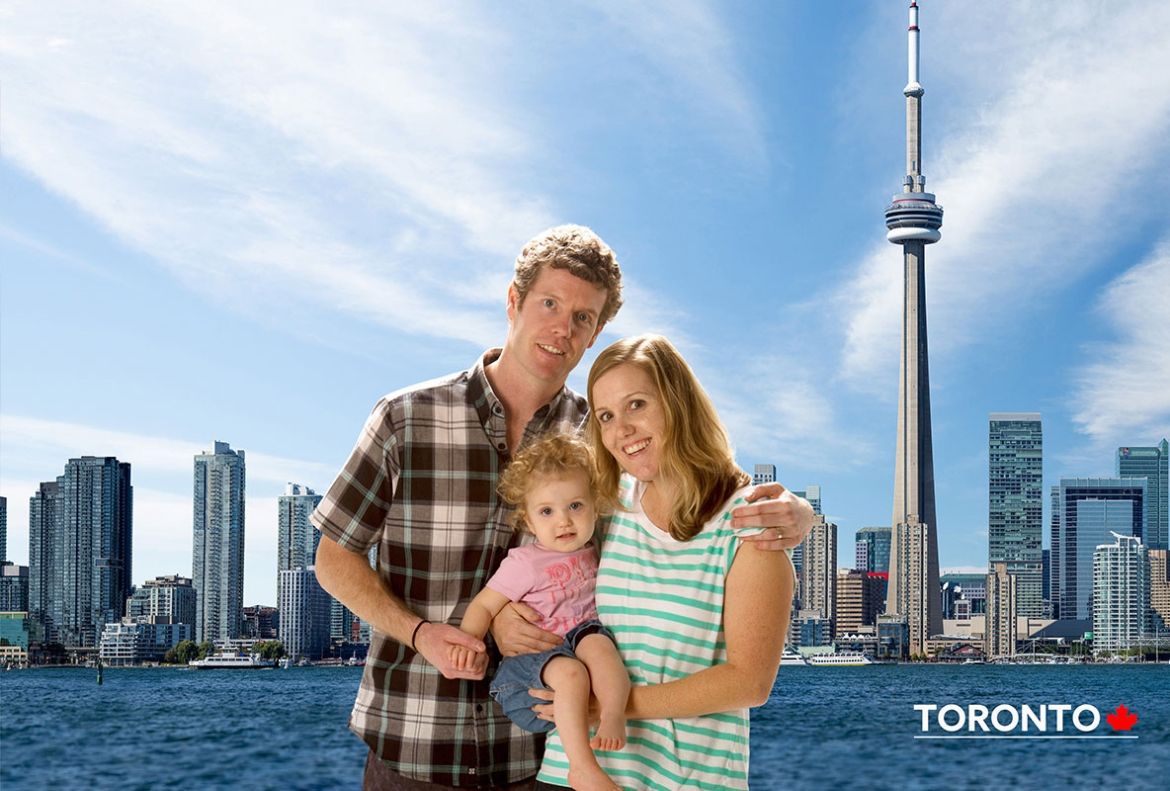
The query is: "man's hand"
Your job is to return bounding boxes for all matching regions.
[731,482,814,551]
[414,622,489,680]
[490,603,561,657]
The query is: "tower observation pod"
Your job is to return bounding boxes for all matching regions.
[885,0,943,244]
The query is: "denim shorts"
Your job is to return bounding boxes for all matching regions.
[489,618,616,733]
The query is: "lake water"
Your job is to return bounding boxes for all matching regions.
[2,664,1167,789]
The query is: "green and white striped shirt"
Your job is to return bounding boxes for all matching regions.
[538,476,757,790]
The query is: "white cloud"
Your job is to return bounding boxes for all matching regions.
[837,1,1170,390]
[1071,238,1170,443]
[0,415,333,485]
[587,0,766,164]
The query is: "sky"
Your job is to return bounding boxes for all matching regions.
[2,1,1169,607]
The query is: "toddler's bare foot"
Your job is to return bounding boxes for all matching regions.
[567,764,621,791]
[589,712,627,751]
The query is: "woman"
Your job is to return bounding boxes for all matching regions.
[535,334,795,791]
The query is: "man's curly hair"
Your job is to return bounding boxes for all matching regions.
[498,431,599,533]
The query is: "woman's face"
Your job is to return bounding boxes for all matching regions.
[591,363,667,483]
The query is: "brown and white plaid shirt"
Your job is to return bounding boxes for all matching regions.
[311,349,588,787]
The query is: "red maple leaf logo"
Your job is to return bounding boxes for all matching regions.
[1106,705,1138,731]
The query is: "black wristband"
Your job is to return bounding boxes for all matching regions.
[410,619,431,651]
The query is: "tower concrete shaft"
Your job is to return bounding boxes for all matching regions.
[883,1,943,657]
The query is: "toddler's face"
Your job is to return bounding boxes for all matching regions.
[524,471,597,553]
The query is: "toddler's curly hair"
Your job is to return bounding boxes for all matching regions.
[498,431,599,532]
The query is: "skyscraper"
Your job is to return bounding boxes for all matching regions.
[855,527,891,573]
[30,458,133,647]
[752,464,776,486]
[988,413,1043,616]
[126,574,197,629]
[1117,439,1168,550]
[277,483,323,578]
[1092,533,1150,656]
[192,441,246,643]
[279,566,332,661]
[28,481,61,642]
[1051,478,1146,620]
[798,515,837,638]
[883,1,944,655]
[1,495,7,563]
[985,562,1017,660]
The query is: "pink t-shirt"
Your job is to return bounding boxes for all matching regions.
[485,543,599,637]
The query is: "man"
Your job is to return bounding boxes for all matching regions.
[312,225,812,790]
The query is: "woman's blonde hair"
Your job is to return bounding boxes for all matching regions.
[586,334,749,541]
[498,431,599,532]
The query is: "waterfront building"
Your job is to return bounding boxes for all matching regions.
[126,574,196,629]
[331,598,356,642]
[0,563,30,612]
[752,464,776,486]
[192,441,246,643]
[1042,548,1051,614]
[988,413,1043,616]
[278,483,322,574]
[28,481,61,643]
[30,457,133,648]
[797,614,833,648]
[1117,439,1169,550]
[1051,478,1146,620]
[1150,549,1170,630]
[985,562,1017,659]
[876,614,909,661]
[242,605,279,639]
[0,611,30,663]
[278,566,331,660]
[788,485,821,583]
[791,486,822,516]
[883,1,945,657]
[855,527,891,573]
[799,515,837,636]
[939,573,986,616]
[1092,533,1150,656]
[835,570,884,636]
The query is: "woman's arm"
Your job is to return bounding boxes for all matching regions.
[625,542,795,719]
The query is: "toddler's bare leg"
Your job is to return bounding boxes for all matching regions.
[542,656,620,791]
[575,633,629,751]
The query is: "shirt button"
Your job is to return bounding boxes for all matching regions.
[475,704,484,713]
[497,443,506,451]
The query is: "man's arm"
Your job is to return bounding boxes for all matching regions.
[315,535,485,680]
[730,482,814,550]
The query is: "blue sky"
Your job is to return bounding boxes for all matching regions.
[2,1,1168,607]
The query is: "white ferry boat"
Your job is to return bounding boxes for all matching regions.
[807,652,873,667]
[780,648,807,666]
[188,652,275,670]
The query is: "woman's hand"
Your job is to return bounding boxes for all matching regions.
[489,602,562,657]
[732,482,814,550]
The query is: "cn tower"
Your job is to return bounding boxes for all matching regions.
[883,0,943,657]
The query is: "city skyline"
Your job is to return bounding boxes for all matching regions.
[3,3,1170,606]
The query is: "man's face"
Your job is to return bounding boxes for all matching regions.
[505,266,608,387]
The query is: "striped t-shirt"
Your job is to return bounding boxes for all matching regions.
[537,477,757,790]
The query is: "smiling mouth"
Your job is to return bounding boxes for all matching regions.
[537,343,565,356]
[623,439,650,455]
[556,531,577,541]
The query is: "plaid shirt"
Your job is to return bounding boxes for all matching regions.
[311,349,588,787]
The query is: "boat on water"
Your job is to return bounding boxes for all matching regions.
[188,652,275,670]
[807,652,873,667]
[780,648,807,666]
